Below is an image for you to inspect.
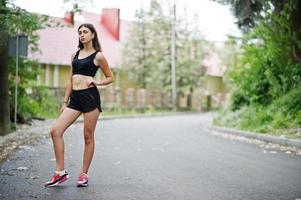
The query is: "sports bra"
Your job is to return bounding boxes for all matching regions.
[72,50,99,77]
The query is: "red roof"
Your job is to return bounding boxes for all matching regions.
[28,11,130,68]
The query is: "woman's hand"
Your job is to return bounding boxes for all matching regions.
[60,103,67,113]
[87,77,98,87]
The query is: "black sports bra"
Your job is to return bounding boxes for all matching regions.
[72,50,99,77]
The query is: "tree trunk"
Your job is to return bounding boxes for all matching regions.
[0,30,11,135]
[290,3,301,63]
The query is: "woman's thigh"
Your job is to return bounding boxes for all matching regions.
[52,107,81,134]
[83,108,100,134]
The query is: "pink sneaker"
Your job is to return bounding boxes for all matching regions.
[45,171,69,187]
[77,173,88,187]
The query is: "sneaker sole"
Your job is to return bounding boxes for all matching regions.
[77,181,88,187]
[45,174,69,187]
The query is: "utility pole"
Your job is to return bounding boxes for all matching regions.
[171,3,177,111]
[14,34,19,128]
[140,0,146,88]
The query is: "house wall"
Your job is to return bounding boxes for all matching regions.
[205,76,226,95]
[37,64,124,88]
[59,66,70,87]
[37,64,70,88]
[48,64,54,87]
[37,64,45,86]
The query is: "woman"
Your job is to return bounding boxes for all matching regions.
[45,23,113,187]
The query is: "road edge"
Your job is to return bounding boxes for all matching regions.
[210,125,301,148]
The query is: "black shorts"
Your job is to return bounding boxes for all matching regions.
[67,86,102,113]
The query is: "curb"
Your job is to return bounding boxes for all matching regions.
[210,126,301,149]
[75,111,204,123]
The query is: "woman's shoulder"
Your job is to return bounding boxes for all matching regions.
[95,51,105,60]
[94,51,109,68]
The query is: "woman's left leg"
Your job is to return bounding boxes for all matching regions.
[81,108,100,174]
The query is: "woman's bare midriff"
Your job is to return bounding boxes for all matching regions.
[72,74,95,90]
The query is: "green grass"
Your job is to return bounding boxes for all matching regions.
[214,87,301,139]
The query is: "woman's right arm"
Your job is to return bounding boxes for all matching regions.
[60,54,74,112]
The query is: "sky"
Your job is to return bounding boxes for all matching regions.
[12,0,241,42]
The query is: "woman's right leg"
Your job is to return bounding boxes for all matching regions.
[50,107,81,171]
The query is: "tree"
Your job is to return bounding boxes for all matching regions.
[122,0,171,90]
[122,0,206,100]
[218,0,301,109]
[175,8,206,96]
[0,0,10,135]
[213,0,264,32]
[213,0,301,133]
[213,0,301,63]
[0,0,48,135]
[122,6,148,88]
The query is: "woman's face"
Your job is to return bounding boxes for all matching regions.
[78,26,94,44]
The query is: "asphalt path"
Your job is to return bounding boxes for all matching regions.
[0,113,300,200]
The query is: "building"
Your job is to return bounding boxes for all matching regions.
[28,9,228,110]
[29,9,129,88]
[202,50,228,107]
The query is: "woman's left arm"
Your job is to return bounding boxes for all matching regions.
[95,52,114,85]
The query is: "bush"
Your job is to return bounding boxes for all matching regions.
[31,86,61,119]
[269,86,301,116]
[214,87,301,138]
[228,5,301,110]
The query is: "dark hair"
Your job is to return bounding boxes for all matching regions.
[77,23,102,51]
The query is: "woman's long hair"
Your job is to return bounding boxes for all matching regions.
[77,23,102,51]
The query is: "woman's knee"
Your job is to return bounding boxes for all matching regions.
[50,126,63,138]
[84,130,94,144]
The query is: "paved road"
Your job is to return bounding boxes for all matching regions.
[0,113,301,200]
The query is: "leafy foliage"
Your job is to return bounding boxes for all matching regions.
[8,58,59,119]
[229,4,301,109]
[1,1,66,122]
[214,0,301,136]
[213,0,264,32]
[215,86,301,138]
[122,0,206,96]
